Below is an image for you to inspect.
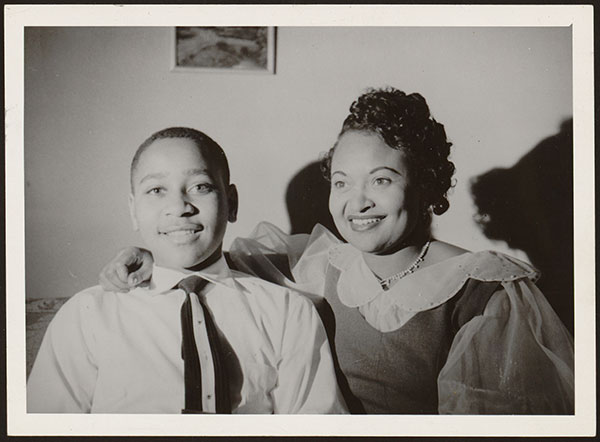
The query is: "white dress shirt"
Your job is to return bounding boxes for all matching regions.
[27,256,347,414]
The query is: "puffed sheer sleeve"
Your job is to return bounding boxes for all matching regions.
[229,222,339,296]
[438,278,574,414]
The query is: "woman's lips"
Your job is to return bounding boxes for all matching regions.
[347,215,385,231]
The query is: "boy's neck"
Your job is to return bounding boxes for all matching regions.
[185,249,223,273]
[156,247,224,274]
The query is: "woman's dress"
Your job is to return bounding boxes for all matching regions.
[229,222,574,414]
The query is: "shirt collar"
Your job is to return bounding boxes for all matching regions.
[150,255,237,294]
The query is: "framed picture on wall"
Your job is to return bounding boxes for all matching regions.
[172,26,276,73]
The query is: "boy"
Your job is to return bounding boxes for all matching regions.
[27,127,346,414]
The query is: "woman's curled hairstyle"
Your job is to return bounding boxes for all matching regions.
[322,87,455,227]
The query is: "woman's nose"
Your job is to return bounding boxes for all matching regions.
[347,186,374,213]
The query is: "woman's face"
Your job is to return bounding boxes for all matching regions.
[329,131,420,255]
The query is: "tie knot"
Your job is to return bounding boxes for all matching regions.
[176,275,209,295]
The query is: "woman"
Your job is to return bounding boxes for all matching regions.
[101,88,574,414]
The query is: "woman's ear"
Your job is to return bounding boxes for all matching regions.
[227,184,239,223]
[128,194,139,231]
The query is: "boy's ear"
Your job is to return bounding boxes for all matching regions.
[227,184,238,223]
[128,194,139,231]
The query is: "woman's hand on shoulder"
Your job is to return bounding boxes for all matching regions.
[99,246,154,292]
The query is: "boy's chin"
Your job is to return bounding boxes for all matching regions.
[156,250,222,272]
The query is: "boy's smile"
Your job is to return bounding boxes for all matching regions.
[160,224,203,244]
[129,137,237,271]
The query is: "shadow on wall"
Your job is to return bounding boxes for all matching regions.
[285,161,341,238]
[471,118,574,334]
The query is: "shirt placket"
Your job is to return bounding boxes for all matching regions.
[188,291,217,413]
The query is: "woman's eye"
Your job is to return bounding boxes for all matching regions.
[373,177,392,186]
[333,181,347,189]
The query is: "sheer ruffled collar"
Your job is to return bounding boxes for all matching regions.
[328,243,539,312]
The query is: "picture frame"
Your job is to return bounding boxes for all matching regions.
[171,26,276,74]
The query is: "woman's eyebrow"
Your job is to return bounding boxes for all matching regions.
[369,166,403,175]
[331,170,347,177]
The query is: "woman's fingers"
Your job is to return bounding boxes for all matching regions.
[100,264,130,292]
[99,246,154,291]
[115,262,130,283]
[99,247,142,292]
[127,250,153,286]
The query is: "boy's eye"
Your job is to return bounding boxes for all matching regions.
[189,183,215,194]
[146,187,164,195]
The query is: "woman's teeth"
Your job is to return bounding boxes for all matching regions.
[350,217,382,226]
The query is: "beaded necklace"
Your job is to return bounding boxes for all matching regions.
[377,240,431,290]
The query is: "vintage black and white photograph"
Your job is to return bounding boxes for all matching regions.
[173,26,275,73]
[5,4,594,438]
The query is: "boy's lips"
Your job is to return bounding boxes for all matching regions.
[347,215,386,231]
[160,225,204,243]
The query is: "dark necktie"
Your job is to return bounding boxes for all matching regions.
[176,275,231,414]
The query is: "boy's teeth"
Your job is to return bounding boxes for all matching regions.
[166,230,196,236]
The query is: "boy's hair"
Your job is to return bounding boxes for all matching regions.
[130,127,230,190]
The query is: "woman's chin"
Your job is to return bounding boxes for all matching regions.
[347,236,410,256]
[347,239,384,255]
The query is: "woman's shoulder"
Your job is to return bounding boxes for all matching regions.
[387,246,539,314]
[427,240,469,264]
[426,241,538,282]
[459,249,539,283]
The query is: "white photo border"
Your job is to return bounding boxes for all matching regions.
[4,4,595,437]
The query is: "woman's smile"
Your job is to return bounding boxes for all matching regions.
[329,131,418,255]
[348,215,386,231]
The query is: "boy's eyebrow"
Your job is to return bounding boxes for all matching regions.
[137,169,213,185]
[184,168,212,178]
[138,172,167,184]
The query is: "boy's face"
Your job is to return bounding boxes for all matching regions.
[129,137,237,271]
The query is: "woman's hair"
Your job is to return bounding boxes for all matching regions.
[321,87,455,227]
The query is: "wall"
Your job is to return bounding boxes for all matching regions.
[24,26,572,300]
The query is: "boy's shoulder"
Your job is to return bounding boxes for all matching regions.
[74,284,117,300]
[229,269,318,312]
[229,268,295,295]
[54,285,120,317]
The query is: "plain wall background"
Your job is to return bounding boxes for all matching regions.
[24,26,572,300]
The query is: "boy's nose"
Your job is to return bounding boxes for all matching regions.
[165,193,195,216]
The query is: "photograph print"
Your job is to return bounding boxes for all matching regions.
[173,26,275,73]
[5,4,595,438]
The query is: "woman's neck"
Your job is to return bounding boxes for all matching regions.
[362,229,431,279]
[362,244,426,280]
